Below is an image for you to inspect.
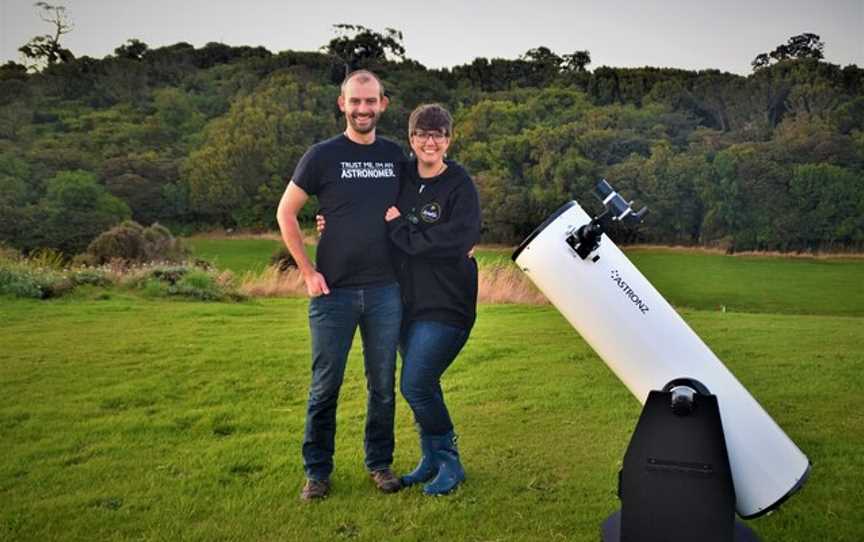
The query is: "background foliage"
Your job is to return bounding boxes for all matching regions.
[1,24,863,253]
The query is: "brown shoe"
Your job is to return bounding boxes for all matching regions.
[300,478,330,501]
[370,468,402,493]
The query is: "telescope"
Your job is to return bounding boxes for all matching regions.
[512,180,810,541]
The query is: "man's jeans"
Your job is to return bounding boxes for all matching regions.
[302,282,401,481]
[399,320,470,437]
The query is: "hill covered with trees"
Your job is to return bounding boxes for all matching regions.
[1,15,862,254]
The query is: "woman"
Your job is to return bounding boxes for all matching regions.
[316,104,480,495]
[386,104,481,495]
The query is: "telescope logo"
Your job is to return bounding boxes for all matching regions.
[610,270,650,315]
[420,203,441,223]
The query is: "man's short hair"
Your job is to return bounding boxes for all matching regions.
[408,104,453,137]
[341,69,385,98]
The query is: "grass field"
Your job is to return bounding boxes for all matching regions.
[188,238,864,317]
[3,244,863,541]
[186,238,284,275]
[624,248,864,316]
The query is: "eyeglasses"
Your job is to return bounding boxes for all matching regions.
[412,130,449,143]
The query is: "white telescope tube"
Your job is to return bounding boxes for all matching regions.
[512,200,810,518]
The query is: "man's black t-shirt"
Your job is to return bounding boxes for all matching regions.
[292,134,404,288]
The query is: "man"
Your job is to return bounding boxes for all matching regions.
[276,70,404,500]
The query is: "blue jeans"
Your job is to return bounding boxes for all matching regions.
[302,282,402,481]
[400,320,470,437]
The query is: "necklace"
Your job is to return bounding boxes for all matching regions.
[419,162,446,194]
[418,161,447,180]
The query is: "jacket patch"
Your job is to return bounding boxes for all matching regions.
[420,203,441,223]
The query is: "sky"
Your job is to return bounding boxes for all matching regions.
[1,0,862,75]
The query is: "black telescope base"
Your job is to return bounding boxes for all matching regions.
[604,390,759,542]
[601,510,760,542]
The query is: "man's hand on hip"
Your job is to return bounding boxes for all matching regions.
[303,271,331,297]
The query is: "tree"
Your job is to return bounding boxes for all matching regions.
[38,170,131,254]
[0,153,32,206]
[772,114,857,166]
[104,174,163,225]
[114,39,149,60]
[752,33,824,71]
[323,24,405,75]
[789,164,864,249]
[701,145,794,251]
[0,100,33,141]
[0,61,28,81]
[184,74,339,227]
[832,96,864,135]
[98,154,181,225]
[562,50,591,73]
[520,46,563,85]
[151,87,205,144]
[18,2,75,71]
[590,66,624,105]
[636,142,708,243]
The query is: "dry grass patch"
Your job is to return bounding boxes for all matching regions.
[478,263,548,304]
[235,264,548,304]
[238,266,306,297]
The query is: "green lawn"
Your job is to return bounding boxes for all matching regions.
[626,248,864,316]
[188,238,864,317]
[2,288,863,540]
[185,238,284,275]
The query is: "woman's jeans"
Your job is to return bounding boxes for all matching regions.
[400,320,470,437]
[302,283,402,481]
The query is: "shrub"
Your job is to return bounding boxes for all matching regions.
[0,265,42,298]
[168,270,225,301]
[270,247,297,272]
[142,223,187,261]
[0,247,240,301]
[123,263,243,302]
[120,264,184,290]
[86,221,148,263]
[71,268,111,287]
[71,253,99,267]
[27,248,66,270]
[85,221,188,264]
[0,261,74,299]
[138,278,169,298]
[0,243,21,262]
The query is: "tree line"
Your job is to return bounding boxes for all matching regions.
[1,13,862,254]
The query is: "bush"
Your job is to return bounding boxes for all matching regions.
[0,265,41,298]
[123,263,243,302]
[0,246,240,301]
[71,253,99,267]
[85,221,188,264]
[27,248,66,270]
[0,243,21,262]
[270,247,297,272]
[0,261,73,299]
[86,221,147,263]
[70,268,111,287]
[168,270,226,301]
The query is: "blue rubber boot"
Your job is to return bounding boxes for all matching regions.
[423,431,465,495]
[401,433,437,487]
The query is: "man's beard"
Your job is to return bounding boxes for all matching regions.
[348,112,379,134]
